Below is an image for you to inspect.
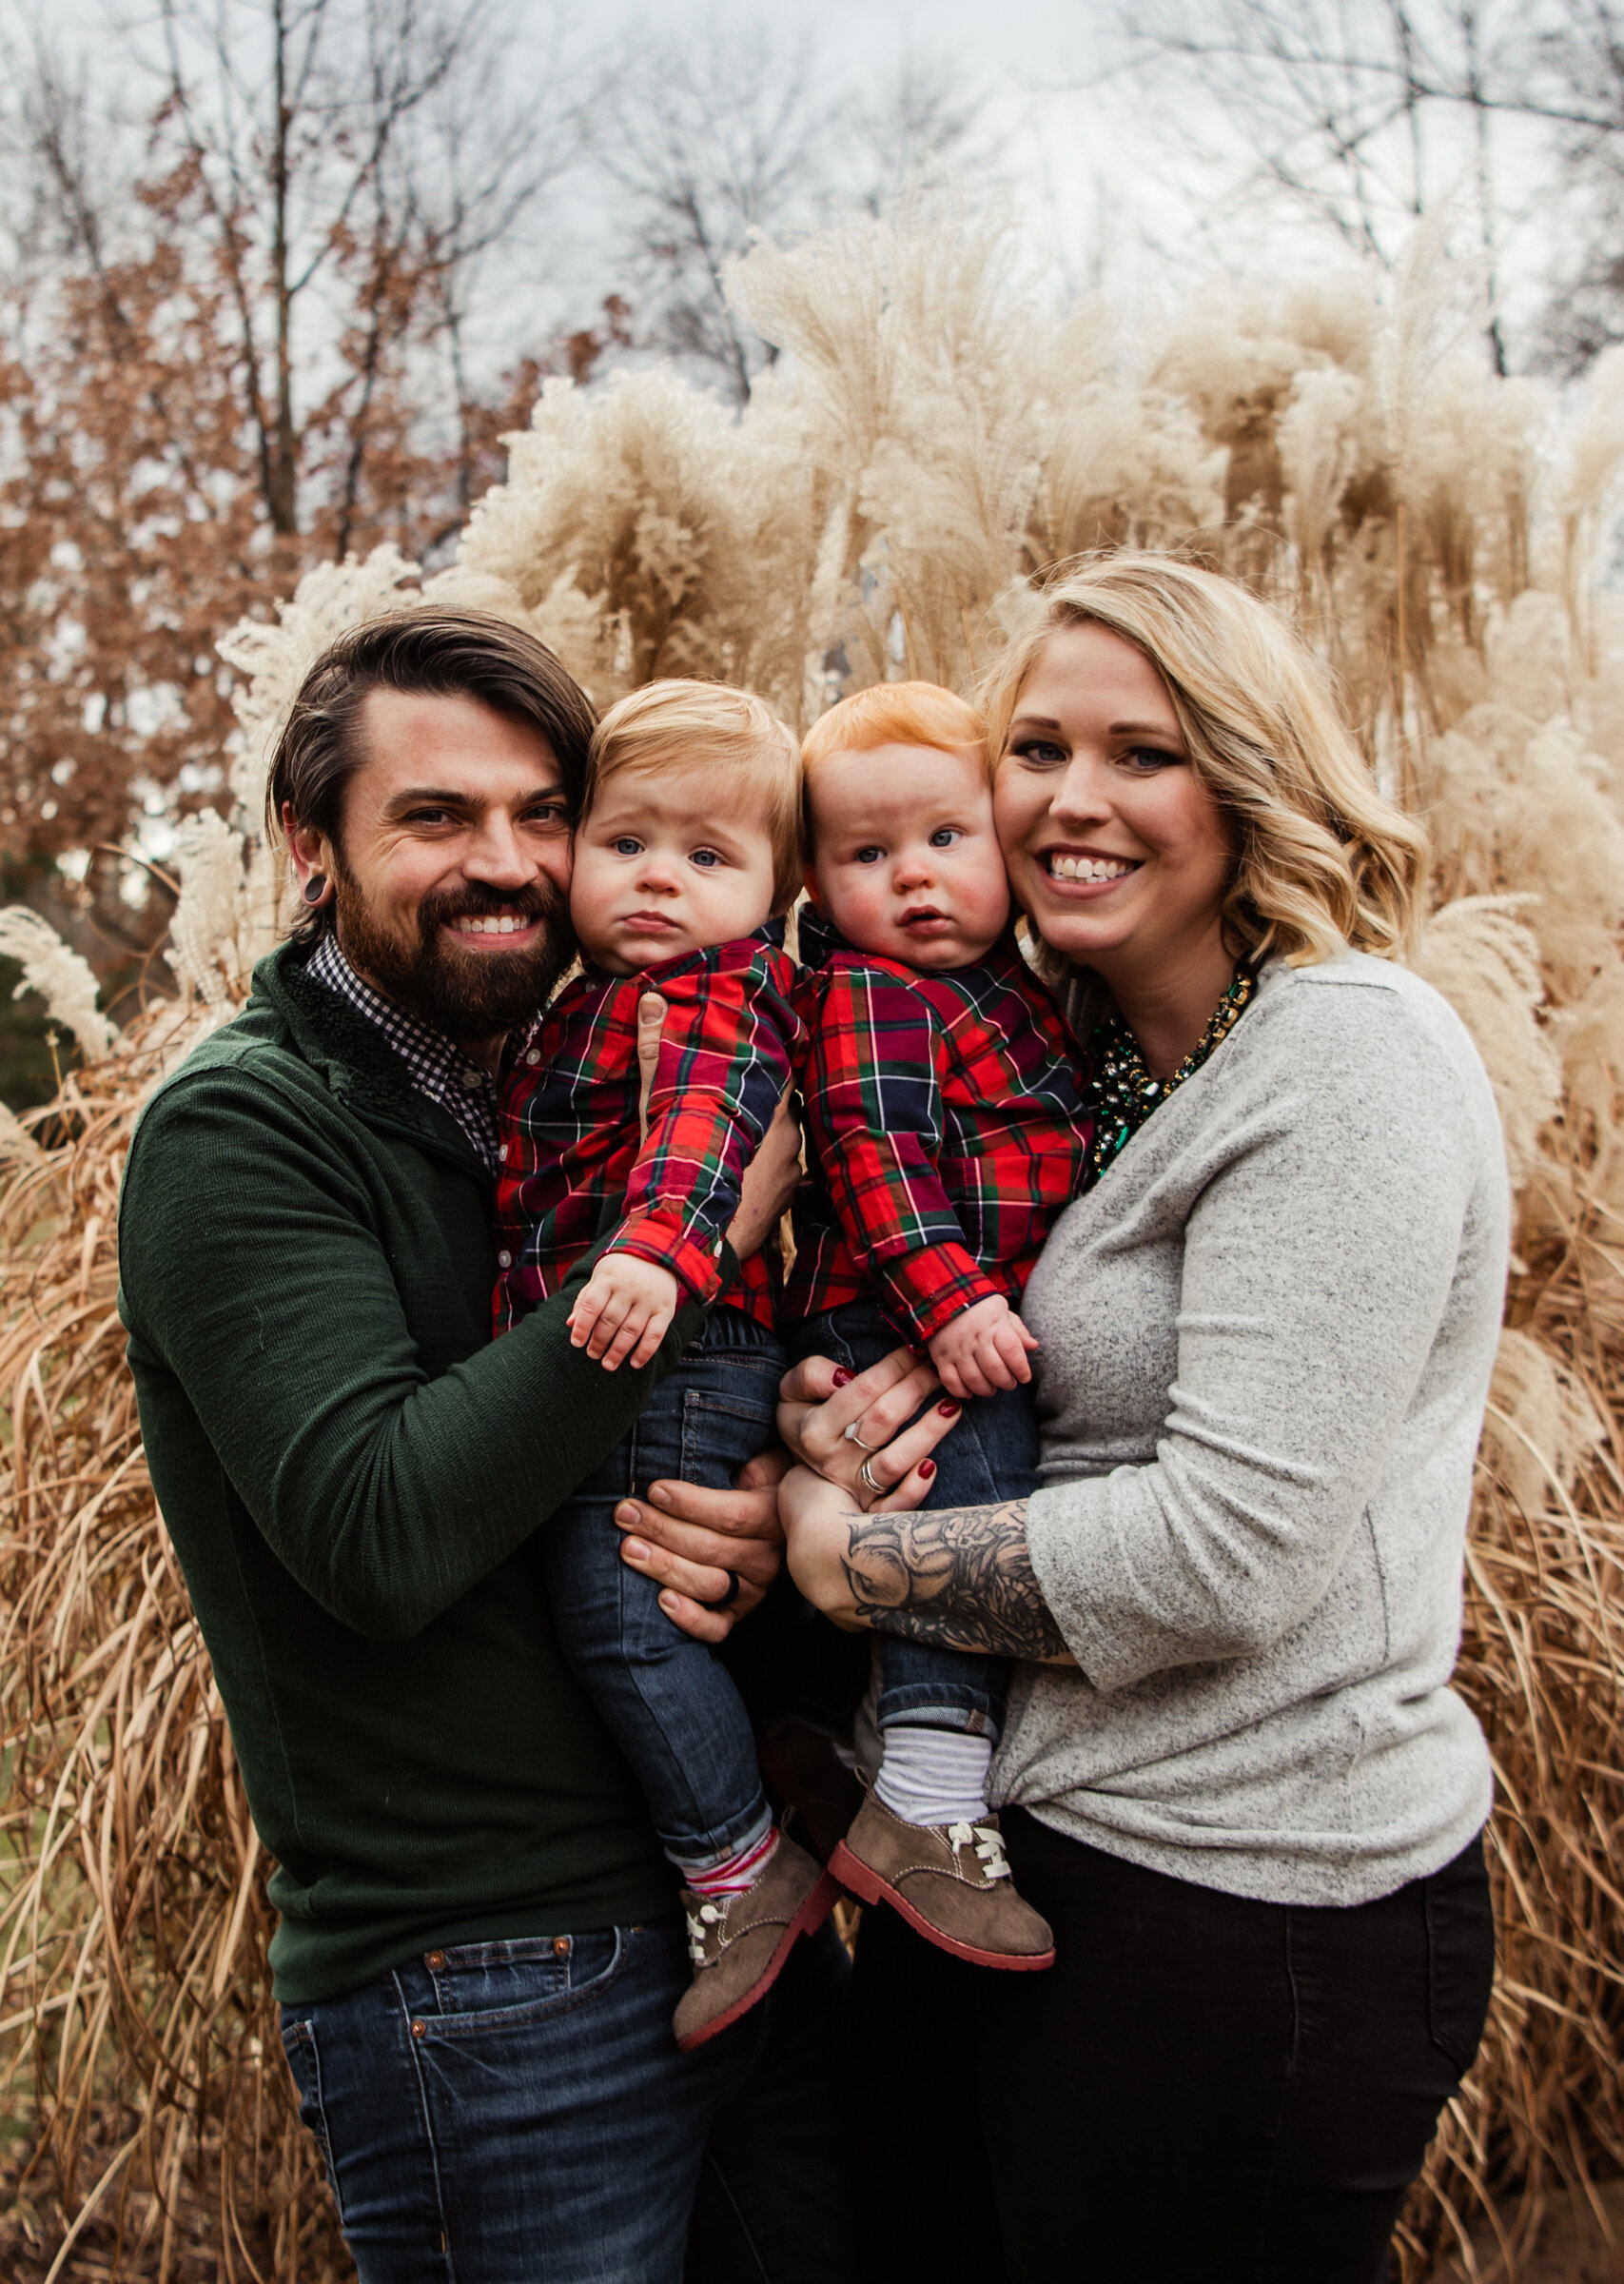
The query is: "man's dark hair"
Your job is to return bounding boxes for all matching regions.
[266,608,597,929]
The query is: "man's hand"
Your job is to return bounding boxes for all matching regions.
[636,992,666,1143]
[728,1089,801,1260]
[567,1252,680,1370]
[636,987,799,1263]
[615,1447,789,1644]
[928,1294,1039,1400]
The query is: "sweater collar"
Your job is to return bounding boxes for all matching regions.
[248,940,489,1167]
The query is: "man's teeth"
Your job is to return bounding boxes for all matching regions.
[1047,855,1134,882]
[455,915,526,935]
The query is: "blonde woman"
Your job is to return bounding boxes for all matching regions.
[771,557,1503,2281]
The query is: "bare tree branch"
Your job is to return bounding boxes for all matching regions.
[597,27,985,403]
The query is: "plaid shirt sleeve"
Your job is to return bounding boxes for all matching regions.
[804,964,1003,1346]
[610,945,801,1301]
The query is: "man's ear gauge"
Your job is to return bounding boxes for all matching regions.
[303,873,329,906]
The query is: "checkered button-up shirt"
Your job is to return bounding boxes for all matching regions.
[785,916,1095,1347]
[493,923,801,1335]
[306,932,501,1171]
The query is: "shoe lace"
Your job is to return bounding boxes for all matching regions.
[684,1897,724,1964]
[947,1821,1010,1881]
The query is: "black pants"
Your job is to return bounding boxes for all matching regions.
[850,1807,1495,2284]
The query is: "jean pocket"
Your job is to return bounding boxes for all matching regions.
[1426,1837,1497,2075]
[676,1385,778,1483]
[280,2015,342,2213]
[409,1927,630,2036]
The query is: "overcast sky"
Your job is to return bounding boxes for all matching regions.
[19,0,1558,364]
[494,0,1244,327]
[529,0,1553,321]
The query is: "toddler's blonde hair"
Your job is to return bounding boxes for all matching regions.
[586,679,803,914]
[977,554,1427,966]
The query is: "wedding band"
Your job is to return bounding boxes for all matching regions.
[844,1423,879,1449]
[700,1569,741,1611]
[858,1457,885,1497]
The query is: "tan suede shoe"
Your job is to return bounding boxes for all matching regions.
[830,1794,1055,1970]
[673,1835,841,2052]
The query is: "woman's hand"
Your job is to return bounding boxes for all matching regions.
[782,1466,1076,1665]
[777,1348,960,1501]
[616,1446,788,1644]
[637,990,799,1262]
[778,1464,899,1626]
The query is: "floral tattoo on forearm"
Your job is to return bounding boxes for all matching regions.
[841,1501,1068,1662]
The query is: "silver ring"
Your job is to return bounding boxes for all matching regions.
[858,1457,885,1497]
[843,1422,879,1450]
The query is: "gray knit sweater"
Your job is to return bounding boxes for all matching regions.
[992,951,1506,1905]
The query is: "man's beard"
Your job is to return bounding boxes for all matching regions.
[331,869,574,1043]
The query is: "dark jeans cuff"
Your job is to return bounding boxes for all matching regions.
[876,1690,1005,1743]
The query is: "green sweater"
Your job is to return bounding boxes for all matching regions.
[118,941,717,2004]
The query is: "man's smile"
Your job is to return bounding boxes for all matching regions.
[446,910,541,941]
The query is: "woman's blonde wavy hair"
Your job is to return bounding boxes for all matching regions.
[977,554,1428,967]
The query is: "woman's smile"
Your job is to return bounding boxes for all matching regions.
[1039,849,1141,890]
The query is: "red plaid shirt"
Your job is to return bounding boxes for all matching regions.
[785,915,1094,1347]
[494,925,800,1335]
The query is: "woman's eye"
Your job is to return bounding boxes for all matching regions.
[1011,738,1066,766]
[613,837,643,856]
[928,827,961,849]
[1121,746,1184,772]
[854,846,884,865]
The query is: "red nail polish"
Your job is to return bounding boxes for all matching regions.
[832,1368,853,1387]
[938,1400,961,1416]
[918,1459,936,1479]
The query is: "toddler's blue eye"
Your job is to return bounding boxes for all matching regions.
[929,828,960,849]
[614,837,642,856]
[691,848,721,867]
[855,846,884,865]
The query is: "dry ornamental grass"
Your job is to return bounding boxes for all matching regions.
[2,207,1623,2280]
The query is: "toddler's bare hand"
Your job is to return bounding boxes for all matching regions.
[928,1294,1039,1400]
[568,1253,681,1371]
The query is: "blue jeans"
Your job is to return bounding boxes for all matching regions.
[280,1913,855,2283]
[788,1299,1040,1743]
[542,1307,781,1869]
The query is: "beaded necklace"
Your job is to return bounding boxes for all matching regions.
[1081,961,1259,1191]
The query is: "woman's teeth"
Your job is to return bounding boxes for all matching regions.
[1047,854,1134,882]
[455,915,526,935]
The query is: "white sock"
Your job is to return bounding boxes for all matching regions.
[674,1824,778,1900]
[873,1726,993,1827]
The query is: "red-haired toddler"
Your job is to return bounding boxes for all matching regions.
[786,681,1095,1970]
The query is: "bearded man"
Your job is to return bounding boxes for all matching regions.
[116,611,851,2284]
